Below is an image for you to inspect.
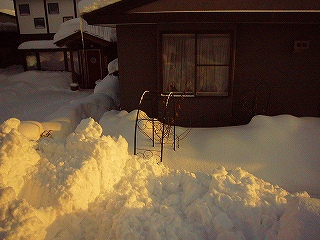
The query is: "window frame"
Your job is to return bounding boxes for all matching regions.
[18,4,30,16]
[34,18,45,29]
[63,16,74,22]
[161,32,233,97]
[48,3,59,15]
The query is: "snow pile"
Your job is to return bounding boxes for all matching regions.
[100,111,320,197]
[0,70,92,123]
[78,0,121,13]
[0,66,319,238]
[0,70,71,97]
[0,67,120,139]
[278,193,320,239]
[53,18,81,42]
[0,117,319,239]
[0,65,23,80]
[0,118,40,194]
[43,92,116,139]
[0,118,129,239]
[96,163,288,240]
[94,75,120,107]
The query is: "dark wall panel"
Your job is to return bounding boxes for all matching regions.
[117,24,158,112]
[117,22,320,127]
[233,23,320,124]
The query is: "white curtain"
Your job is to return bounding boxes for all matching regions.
[197,34,230,94]
[162,34,195,93]
[162,33,230,95]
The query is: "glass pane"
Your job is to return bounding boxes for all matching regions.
[72,51,80,74]
[197,34,230,65]
[26,53,37,70]
[197,66,229,95]
[39,52,65,71]
[63,16,73,22]
[19,4,30,16]
[34,18,45,29]
[162,34,195,93]
[48,3,59,14]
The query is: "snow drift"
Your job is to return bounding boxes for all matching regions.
[1,117,319,239]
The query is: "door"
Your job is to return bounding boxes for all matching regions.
[80,49,102,88]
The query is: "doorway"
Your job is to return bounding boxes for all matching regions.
[80,49,103,88]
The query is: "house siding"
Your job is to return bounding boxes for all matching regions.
[15,0,47,35]
[117,24,158,113]
[117,22,320,127]
[15,0,78,36]
[46,0,77,33]
[233,23,320,124]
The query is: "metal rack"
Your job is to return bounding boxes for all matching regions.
[134,91,177,162]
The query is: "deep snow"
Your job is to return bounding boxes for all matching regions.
[0,66,319,239]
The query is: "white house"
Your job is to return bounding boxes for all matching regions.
[14,0,81,42]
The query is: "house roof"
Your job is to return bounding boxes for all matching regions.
[54,31,113,48]
[82,0,320,25]
[54,18,117,43]
[18,40,68,50]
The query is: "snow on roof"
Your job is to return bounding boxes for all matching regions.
[53,18,117,43]
[78,0,121,13]
[0,22,17,32]
[18,40,67,50]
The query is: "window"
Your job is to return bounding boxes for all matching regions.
[63,16,73,22]
[48,3,59,14]
[19,4,30,16]
[39,51,65,71]
[162,33,231,96]
[26,52,38,70]
[34,18,45,29]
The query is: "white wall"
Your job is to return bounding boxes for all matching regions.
[47,0,76,33]
[15,0,47,34]
[15,0,78,35]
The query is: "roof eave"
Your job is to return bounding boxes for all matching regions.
[83,11,320,26]
[54,31,112,48]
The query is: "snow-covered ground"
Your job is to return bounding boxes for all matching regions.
[0,65,319,239]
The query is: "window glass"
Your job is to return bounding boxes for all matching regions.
[197,34,230,95]
[34,18,45,29]
[197,34,230,65]
[48,3,59,14]
[63,16,73,22]
[72,51,80,74]
[39,52,64,70]
[162,34,195,93]
[19,4,30,16]
[197,66,229,95]
[26,53,37,70]
[162,33,231,96]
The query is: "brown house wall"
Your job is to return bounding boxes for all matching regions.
[117,23,320,127]
[233,23,320,124]
[117,24,158,112]
[131,0,320,12]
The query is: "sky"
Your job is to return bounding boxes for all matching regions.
[0,0,15,15]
